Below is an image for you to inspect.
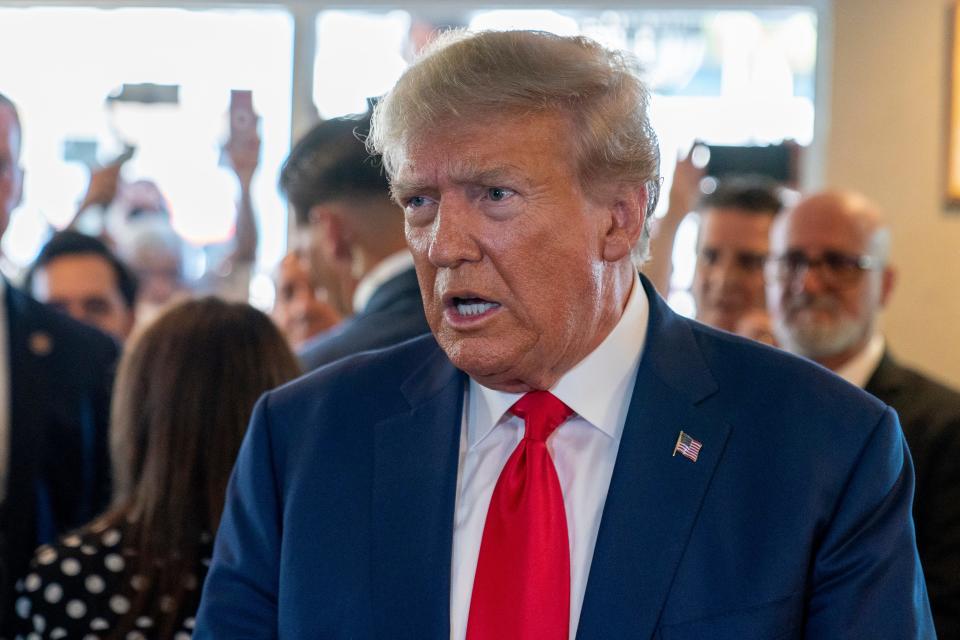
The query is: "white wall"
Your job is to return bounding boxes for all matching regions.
[826,0,960,388]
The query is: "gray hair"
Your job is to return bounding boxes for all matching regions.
[367,29,661,262]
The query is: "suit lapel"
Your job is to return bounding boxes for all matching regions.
[577,279,731,639]
[371,343,464,638]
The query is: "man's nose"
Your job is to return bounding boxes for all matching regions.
[427,198,482,268]
[792,261,828,296]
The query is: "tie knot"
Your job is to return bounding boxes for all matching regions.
[509,391,573,442]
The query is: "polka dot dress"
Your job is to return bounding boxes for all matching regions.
[12,526,211,639]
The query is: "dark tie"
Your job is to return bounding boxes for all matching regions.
[466,390,573,640]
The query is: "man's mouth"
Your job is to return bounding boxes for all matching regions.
[442,294,502,325]
[454,297,500,316]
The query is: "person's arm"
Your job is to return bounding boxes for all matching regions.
[642,150,703,297]
[804,408,935,637]
[67,163,123,241]
[194,394,282,639]
[225,126,261,267]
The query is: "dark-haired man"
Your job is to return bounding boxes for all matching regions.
[0,93,116,631]
[646,157,783,336]
[279,112,429,370]
[26,230,138,342]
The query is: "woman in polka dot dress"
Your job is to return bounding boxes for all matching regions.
[12,298,300,639]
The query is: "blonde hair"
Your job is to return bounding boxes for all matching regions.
[368,29,661,261]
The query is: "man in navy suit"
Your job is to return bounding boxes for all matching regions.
[279,112,429,370]
[0,93,117,631]
[196,31,933,638]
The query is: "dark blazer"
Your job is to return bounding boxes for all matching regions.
[1,284,117,631]
[866,352,960,638]
[298,266,430,371]
[196,277,933,639]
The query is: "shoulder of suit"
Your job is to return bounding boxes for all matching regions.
[275,333,443,412]
[684,316,890,437]
[9,285,119,365]
[871,355,960,438]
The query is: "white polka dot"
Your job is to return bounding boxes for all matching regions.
[32,614,45,632]
[183,616,195,629]
[130,574,148,591]
[84,574,105,594]
[83,635,99,640]
[90,617,109,630]
[201,557,211,567]
[102,529,122,547]
[136,616,154,628]
[104,553,125,572]
[15,596,31,618]
[66,599,87,619]
[182,573,198,590]
[36,547,57,565]
[43,583,63,604]
[126,632,146,640]
[24,574,41,592]
[50,628,67,639]
[26,633,40,640]
[110,594,131,614]
[175,633,191,640]
[81,545,97,556]
[60,558,81,576]
[62,535,82,548]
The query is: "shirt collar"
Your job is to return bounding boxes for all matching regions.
[467,271,649,449]
[352,250,415,314]
[836,331,886,389]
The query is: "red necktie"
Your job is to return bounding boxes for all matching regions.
[466,391,573,640]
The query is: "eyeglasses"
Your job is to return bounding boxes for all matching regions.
[765,250,881,286]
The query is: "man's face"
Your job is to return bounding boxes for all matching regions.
[692,208,772,332]
[272,252,338,349]
[32,254,133,341]
[766,199,890,366]
[0,105,24,240]
[394,111,636,392]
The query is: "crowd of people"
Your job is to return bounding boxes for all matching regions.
[0,25,957,640]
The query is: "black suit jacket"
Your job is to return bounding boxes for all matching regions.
[1,284,117,631]
[298,267,430,371]
[866,351,960,638]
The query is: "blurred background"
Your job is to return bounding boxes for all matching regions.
[0,0,956,387]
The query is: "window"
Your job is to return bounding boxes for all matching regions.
[0,6,293,300]
[311,6,817,315]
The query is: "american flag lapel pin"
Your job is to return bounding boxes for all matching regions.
[673,430,703,462]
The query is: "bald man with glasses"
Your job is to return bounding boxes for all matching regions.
[766,189,960,637]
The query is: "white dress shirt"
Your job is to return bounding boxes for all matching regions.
[836,332,885,389]
[450,273,649,640]
[351,250,415,314]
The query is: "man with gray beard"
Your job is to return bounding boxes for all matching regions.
[765,189,960,637]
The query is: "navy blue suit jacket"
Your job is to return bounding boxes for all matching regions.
[196,277,933,638]
[298,267,430,371]
[1,284,117,630]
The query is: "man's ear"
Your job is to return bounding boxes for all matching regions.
[879,265,897,308]
[602,184,647,263]
[309,205,353,267]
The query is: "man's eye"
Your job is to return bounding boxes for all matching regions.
[487,187,514,202]
[407,196,432,208]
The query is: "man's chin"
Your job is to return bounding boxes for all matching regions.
[436,334,534,391]
[778,318,864,361]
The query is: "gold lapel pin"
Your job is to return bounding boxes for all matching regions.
[28,331,53,357]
